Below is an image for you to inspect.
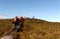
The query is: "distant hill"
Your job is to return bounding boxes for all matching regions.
[0,18,60,39]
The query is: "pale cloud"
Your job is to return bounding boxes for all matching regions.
[0,14,8,19]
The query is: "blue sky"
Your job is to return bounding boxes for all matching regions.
[0,0,60,22]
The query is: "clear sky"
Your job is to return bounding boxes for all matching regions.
[0,0,60,22]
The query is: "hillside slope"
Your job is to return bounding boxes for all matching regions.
[0,18,60,39]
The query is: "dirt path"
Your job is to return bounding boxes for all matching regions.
[0,35,13,39]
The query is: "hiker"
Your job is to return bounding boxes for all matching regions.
[11,16,24,32]
[12,16,20,32]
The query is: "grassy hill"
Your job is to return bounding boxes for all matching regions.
[0,18,60,39]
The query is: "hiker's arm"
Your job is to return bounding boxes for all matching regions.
[12,18,17,24]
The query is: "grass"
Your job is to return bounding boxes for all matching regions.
[0,18,60,39]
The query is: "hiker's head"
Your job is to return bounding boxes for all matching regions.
[13,16,18,22]
[15,16,18,18]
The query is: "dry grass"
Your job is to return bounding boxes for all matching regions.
[0,18,60,39]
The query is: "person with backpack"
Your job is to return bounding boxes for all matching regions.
[11,16,24,32]
[4,16,25,35]
[11,16,20,32]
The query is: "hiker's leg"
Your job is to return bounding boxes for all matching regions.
[16,25,21,32]
[17,26,23,32]
[16,22,23,32]
[19,22,24,32]
[11,24,17,32]
[16,22,24,32]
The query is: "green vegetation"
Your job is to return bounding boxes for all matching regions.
[0,18,60,39]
